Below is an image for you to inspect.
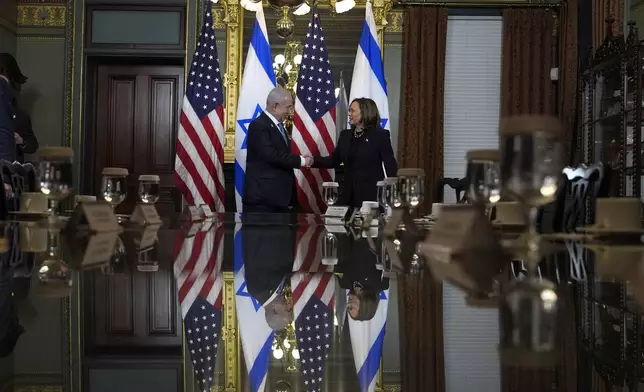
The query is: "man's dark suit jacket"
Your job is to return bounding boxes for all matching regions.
[0,79,15,163]
[313,127,397,207]
[242,221,295,304]
[243,112,302,209]
[13,106,38,163]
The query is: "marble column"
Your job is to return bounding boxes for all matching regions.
[0,0,16,55]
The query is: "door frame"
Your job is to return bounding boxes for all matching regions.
[82,56,184,196]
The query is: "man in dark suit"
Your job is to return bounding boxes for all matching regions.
[10,75,39,163]
[0,54,19,195]
[243,87,313,213]
[242,216,295,331]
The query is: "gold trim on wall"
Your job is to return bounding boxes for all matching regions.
[222,0,244,163]
[220,0,393,162]
[222,271,239,390]
[17,5,66,27]
[386,11,403,33]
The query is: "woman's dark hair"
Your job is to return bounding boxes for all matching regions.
[351,98,381,130]
[0,53,27,85]
[349,288,380,321]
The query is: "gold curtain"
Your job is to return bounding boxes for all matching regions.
[501,9,556,116]
[398,7,448,216]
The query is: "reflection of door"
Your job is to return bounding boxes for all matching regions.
[95,65,184,215]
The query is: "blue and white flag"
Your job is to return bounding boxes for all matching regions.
[336,71,350,134]
[234,223,274,392]
[234,6,276,212]
[349,0,389,130]
[348,289,389,392]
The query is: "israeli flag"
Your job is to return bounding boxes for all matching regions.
[348,0,389,130]
[234,6,276,212]
[348,289,389,392]
[234,223,274,392]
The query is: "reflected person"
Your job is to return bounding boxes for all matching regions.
[242,222,295,330]
[0,54,18,195]
[340,237,389,321]
[10,72,39,163]
[311,98,397,208]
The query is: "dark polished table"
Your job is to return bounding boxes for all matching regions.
[0,212,640,392]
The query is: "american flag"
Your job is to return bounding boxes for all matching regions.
[291,8,336,214]
[175,1,226,212]
[173,226,225,392]
[291,271,336,391]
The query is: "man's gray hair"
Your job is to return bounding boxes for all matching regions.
[265,309,290,331]
[266,86,291,107]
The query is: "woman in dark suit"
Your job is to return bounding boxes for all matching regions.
[312,98,397,207]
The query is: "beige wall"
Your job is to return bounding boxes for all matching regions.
[0,0,16,55]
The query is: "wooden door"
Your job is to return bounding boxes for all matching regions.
[95,65,184,215]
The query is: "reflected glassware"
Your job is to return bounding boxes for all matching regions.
[101,167,129,209]
[38,147,74,218]
[465,149,502,216]
[138,174,160,204]
[499,277,558,367]
[321,230,338,265]
[322,181,339,206]
[500,116,563,264]
[384,177,400,209]
[376,180,387,210]
[397,168,425,209]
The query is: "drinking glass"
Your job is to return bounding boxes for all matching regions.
[101,167,129,209]
[465,149,502,217]
[322,182,339,206]
[138,174,160,204]
[500,116,563,270]
[384,177,400,209]
[376,181,387,210]
[321,230,338,265]
[397,168,425,209]
[38,147,73,218]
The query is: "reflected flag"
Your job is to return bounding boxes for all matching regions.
[291,271,336,391]
[172,226,225,392]
[234,223,274,392]
[234,6,276,212]
[293,223,327,273]
[349,0,389,130]
[175,1,226,212]
[348,289,389,392]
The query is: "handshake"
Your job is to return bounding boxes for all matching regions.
[302,155,314,168]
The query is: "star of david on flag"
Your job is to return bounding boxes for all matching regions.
[237,104,264,150]
[349,0,390,132]
[234,6,276,212]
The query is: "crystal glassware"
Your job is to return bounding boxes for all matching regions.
[138,174,160,204]
[322,181,339,207]
[101,167,129,209]
[376,180,387,210]
[384,177,400,209]
[500,115,563,270]
[397,168,425,209]
[465,149,502,217]
[321,229,338,265]
[38,147,73,218]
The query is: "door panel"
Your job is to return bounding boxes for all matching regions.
[95,65,184,215]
